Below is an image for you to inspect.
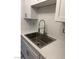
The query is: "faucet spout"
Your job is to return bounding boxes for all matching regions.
[38,20,46,35]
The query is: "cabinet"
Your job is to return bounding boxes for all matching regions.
[21,36,45,59]
[21,36,40,59]
[21,37,29,59]
[40,55,45,59]
[27,47,39,59]
[55,0,65,22]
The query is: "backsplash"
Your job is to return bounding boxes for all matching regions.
[21,4,65,39]
[37,5,64,39]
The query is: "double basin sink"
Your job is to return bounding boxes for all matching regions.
[25,32,56,48]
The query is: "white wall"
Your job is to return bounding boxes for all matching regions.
[21,0,64,38]
[37,5,64,38]
[21,0,32,33]
[21,0,38,33]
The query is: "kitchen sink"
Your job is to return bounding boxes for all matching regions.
[25,32,56,48]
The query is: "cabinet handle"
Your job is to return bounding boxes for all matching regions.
[26,50,29,56]
[21,51,25,59]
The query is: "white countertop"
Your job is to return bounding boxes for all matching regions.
[21,31,65,59]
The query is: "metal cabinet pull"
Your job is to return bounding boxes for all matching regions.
[26,50,29,56]
[21,51,25,59]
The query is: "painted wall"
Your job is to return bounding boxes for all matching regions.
[21,0,37,33]
[21,0,64,38]
[21,0,38,33]
[37,5,64,38]
[21,0,27,33]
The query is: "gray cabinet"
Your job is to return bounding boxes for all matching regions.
[21,36,40,59]
[39,55,45,59]
[27,47,39,59]
[21,37,29,59]
[25,41,39,59]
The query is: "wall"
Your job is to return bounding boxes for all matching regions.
[37,5,64,38]
[21,0,38,33]
[21,0,64,39]
[21,0,27,33]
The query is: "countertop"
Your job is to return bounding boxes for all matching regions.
[21,31,65,59]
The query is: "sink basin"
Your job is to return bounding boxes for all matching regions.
[25,32,56,48]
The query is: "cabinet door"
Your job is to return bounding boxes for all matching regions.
[21,38,29,59]
[39,55,45,59]
[28,49,39,59]
[55,0,65,22]
[25,42,39,59]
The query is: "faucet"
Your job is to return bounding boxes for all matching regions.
[38,20,46,35]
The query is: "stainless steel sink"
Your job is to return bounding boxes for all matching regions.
[25,32,56,48]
